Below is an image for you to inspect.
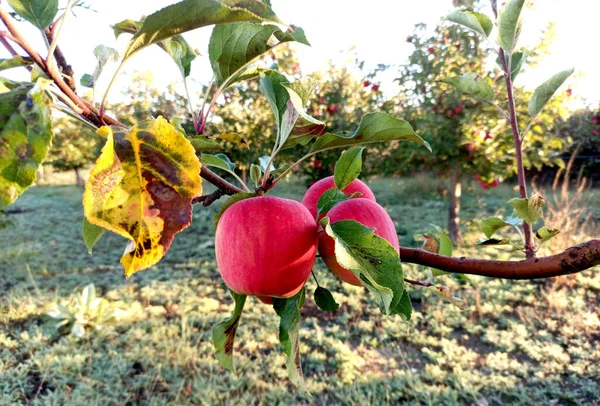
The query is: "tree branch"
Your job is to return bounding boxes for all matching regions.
[400,240,600,279]
[200,165,245,195]
[192,189,226,207]
[44,27,76,92]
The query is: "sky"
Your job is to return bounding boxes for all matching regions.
[1,0,598,109]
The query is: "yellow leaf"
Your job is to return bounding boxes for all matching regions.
[83,117,202,277]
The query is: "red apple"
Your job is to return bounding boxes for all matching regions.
[301,175,376,219]
[363,80,371,87]
[371,84,380,92]
[318,199,399,286]
[215,196,318,299]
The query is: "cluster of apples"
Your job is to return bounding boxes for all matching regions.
[215,176,399,303]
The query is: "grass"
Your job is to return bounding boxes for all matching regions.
[1,176,599,405]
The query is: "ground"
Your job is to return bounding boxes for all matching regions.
[1,176,599,405]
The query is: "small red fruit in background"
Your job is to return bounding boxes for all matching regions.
[592,129,599,136]
[490,179,499,188]
[215,196,317,301]
[480,182,489,190]
[302,176,376,219]
[484,132,492,141]
[592,116,598,125]
[313,159,323,169]
[406,36,413,43]
[363,80,371,87]
[454,104,464,114]
[428,47,435,54]
[465,142,475,153]
[318,199,399,286]
[566,88,572,97]
[371,84,380,92]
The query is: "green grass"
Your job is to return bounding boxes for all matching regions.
[1,177,599,405]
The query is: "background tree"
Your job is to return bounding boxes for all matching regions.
[389,1,569,242]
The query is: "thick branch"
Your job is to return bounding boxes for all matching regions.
[400,240,600,279]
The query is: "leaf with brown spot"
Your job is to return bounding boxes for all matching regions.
[211,290,247,373]
[83,117,202,277]
[0,80,53,210]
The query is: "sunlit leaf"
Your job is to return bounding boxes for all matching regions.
[496,0,525,52]
[202,153,236,172]
[320,217,410,318]
[82,217,105,254]
[250,164,262,186]
[0,56,33,72]
[0,80,53,210]
[272,289,307,392]
[480,216,510,238]
[190,137,223,152]
[122,0,282,61]
[212,289,246,373]
[334,147,364,190]
[440,73,494,101]
[309,113,430,155]
[528,69,574,117]
[83,117,202,277]
[216,132,248,148]
[508,194,544,225]
[7,0,58,29]
[83,45,119,88]
[535,226,559,243]
[316,188,351,218]
[446,11,493,37]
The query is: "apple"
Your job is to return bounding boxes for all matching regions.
[371,84,380,92]
[318,199,399,286]
[301,175,376,219]
[363,80,371,87]
[215,196,318,300]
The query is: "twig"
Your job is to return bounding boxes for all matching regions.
[404,278,434,287]
[199,165,245,195]
[400,240,600,279]
[192,189,225,207]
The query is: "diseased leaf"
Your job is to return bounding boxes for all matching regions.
[83,117,202,277]
[314,286,339,312]
[496,0,525,52]
[214,192,257,230]
[112,19,141,38]
[431,224,452,256]
[7,0,58,29]
[209,23,309,86]
[211,289,247,373]
[82,217,105,254]
[446,11,493,37]
[528,69,574,117]
[272,289,307,392]
[190,137,223,152]
[0,56,33,72]
[440,73,494,101]
[202,153,236,173]
[535,226,559,243]
[122,0,282,61]
[320,217,410,319]
[334,147,364,191]
[0,80,53,210]
[480,216,510,238]
[309,112,430,155]
[508,194,544,225]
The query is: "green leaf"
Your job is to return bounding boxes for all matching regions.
[446,11,493,37]
[509,50,528,80]
[112,18,197,78]
[258,155,274,173]
[508,194,544,225]
[0,56,33,72]
[84,45,119,88]
[316,188,350,218]
[190,137,223,152]
[202,153,236,173]
[82,217,105,254]
[535,226,559,243]
[320,217,410,319]
[477,238,512,246]
[214,192,257,230]
[122,0,282,61]
[528,69,574,117]
[7,0,58,29]
[480,216,510,238]
[440,73,494,101]
[250,164,262,187]
[211,289,247,373]
[314,286,339,312]
[80,74,94,88]
[309,112,430,155]
[334,147,364,190]
[258,70,296,148]
[272,288,307,392]
[0,80,53,211]
[209,23,309,86]
[496,0,525,52]
[431,224,452,256]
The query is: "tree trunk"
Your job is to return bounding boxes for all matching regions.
[447,168,462,244]
[75,167,84,187]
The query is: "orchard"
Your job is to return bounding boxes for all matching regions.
[0,0,599,402]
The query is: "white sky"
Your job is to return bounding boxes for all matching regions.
[1,0,598,109]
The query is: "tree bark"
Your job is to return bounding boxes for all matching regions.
[75,167,84,186]
[447,167,462,244]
